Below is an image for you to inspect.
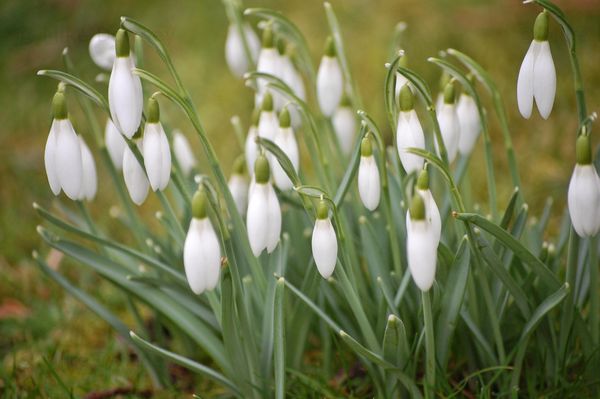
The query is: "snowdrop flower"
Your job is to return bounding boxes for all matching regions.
[108,29,143,138]
[332,94,357,156]
[225,23,260,78]
[517,11,556,120]
[457,92,481,156]
[78,136,97,201]
[316,37,343,117]
[123,136,149,205]
[435,72,451,112]
[142,97,171,191]
[312,199,338,279]
[414,169,441,242]
[436,82,460,163]
[245,109,260,175]
[228,156,249,216]
[184,187,221,294]
[44,89,83,200]
[358,137,381,211]
[393,55,409,100]
[272,107,299,190]
[173,129,197,176]
[406,192,439,292]
[255,25,279,107]
[568,134,600,237]
[246,155,282,256]
[396,85,425,174]
[257,92,278,142]
[89,33,115,70]
[104,118,126,170]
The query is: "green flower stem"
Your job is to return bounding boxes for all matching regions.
[422,290,435,398]
[590,236,599,345]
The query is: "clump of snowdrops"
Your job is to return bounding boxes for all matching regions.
[34,0,600,397]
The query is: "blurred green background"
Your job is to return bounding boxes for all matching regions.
[1,0,599,396]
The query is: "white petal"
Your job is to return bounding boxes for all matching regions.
[457,94,481,155]
[436,104,460,163]
[173,130,197,175]
[123,143,149,205]
[246,183,269,256]
[517,41,537,119]
[44,120,61,195]
[143,123,163,191]
[245,126,258,176]
[228,174,249,216]
[225,25,249,77]
[55,119,83,200]
[406,220,438,291]
[568,165,600,237]
[396,110,425,174]
[108,56,143,138]
[272,127,299,190]
[358,156,381,211]
[332,107,357,156]
[258,111,278,142]
[105,118,126,170]
[312,218,338,278]
[394,72,409,99]
[158,127,171,190]
[79,136,97,201]
[316,56,343,117]
[255,48,279,105]
[266,184,282,253]
[89,33,115,70]
[184,219,206,294]
[533,41,556,120]
[419,189,441,242]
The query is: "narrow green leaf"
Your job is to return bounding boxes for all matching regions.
[256,137,301,187]
[37,69,109,114]
[274,278,286,399]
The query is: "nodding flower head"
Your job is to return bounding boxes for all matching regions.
[316,36,343,117]
[184,187,222,294]
[228,155,249,217]
[332,93,357,156]
[457,90,481,156]
[517,11,556,120]
[173,129,197,176]
[225,23,260,78]
[396,84,425,174]
[142,97,171,192]
[108,29,143,138]
[246,154,281,256]
[436,82,460,163]
[272,107,299,190]
[122,129,149,206]
[312,199,338,279]
[358,136,381,211]
[568,134,600,237]
[255,25,279,107]
[258,92,278,142]
[44,89,84,200]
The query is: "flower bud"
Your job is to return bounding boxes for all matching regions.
[358,137,381,211]
[312,200,338,278]
[255,25,279,107]
[272,107,299,190]
[568,135,600,237]
[457,93,481,155]
[89,33,116,70]
[142,97,171,191]
[406,192,439,292]
[123,140,149,205]
[225,23,260,78]
[332,93,357,156]
[228,156,249,216]
[316,36,343,117]
[396,86,425,174]
[258,92,278,142]
[436,82,460,162]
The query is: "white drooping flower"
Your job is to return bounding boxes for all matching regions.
[123,140,149,205]
[89,33,115,70]
[228,156,249,217]
[436,83,460,163]
[272,107,299,190]
[332,94,357,156]
[104,118,127,170]
[567,134,600,237]
[312,200,338,279]
[78,136,97,201]
[406,191,439,292]
[225,23,260,78]
[142,97,171,192]
[517,11,556,120]
[108,29,143,139]
[44,90,83,200]
[316,37,343,117]
[257,92,278,142]
[184,188,221,294]
[245,109,260,176]
[358,137,381,211]
[246,155,281,256]
[255,26,279,107]
[396,84,425,174]
[457,93,481,156]
[173,129,197,176]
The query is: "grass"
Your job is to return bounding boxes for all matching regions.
[2,0,600,396]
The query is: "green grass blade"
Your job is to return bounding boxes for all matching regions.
[274,278,286,399]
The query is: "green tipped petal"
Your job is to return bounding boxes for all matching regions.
[115,29,130,58]
[324,36,336,57]
[147,97,160,123]
[277,36,287,55]
[192,187,208,219]
[576,134,592,165]
[417,169,429,190]
[52,91,68,120]
[261,92,274,112]
[254,154,270,183]
[279,107,291,128]
[262,25,274,48]
[361,137,373,157]
[409,192,425,221]
[399,84,413,112]
[443,82,456,105]
[533,11,549,41]
[316,199,329,220]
